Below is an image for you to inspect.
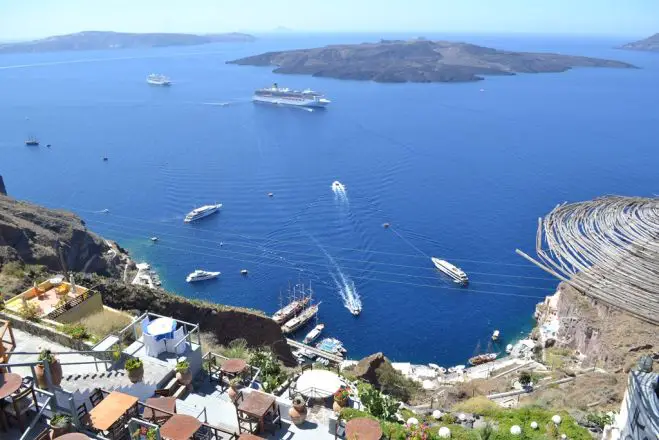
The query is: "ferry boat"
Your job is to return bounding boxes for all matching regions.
[281,303,320,334]
[186,270,221,282]
[316,337,347,357]
[147,74,171,86]
[272,296,311,325]
[303,323,324,344]
[253,83,330,108]
[468,353,498,366]
[431,257,469,285]
[184,204,222,223]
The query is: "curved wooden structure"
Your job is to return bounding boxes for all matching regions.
[517,196,659,325]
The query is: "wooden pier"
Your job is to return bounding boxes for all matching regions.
[286,338,343,364]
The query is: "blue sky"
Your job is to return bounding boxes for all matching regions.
[1,0,657,40]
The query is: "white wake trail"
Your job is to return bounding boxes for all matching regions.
[312,235,362,314]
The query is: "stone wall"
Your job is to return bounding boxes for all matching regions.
[0,310,92,352]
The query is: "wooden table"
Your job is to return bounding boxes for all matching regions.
[345,417,383,440]
[160,414,202,440]
[56,434,91,440]
[88,391,138,431]
[143,396,176,420]
[237,391,276,433]
[221,358,247,375]
[0,373,22,432]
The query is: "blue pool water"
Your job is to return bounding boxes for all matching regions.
[1,33,657,365]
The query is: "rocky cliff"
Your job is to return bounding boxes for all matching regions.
[539,282,657,371]
[0,195,124,276]
[228,39,636,83]
[0,176,6,196]
[95,279,296,366]
[620,33,659,52]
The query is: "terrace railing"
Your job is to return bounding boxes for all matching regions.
[45,289,100,320]
[116,311,201,354]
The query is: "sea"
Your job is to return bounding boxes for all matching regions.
[1,33,657,366]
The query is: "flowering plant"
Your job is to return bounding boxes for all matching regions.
[333,385,351,402]
[406,422,431,440]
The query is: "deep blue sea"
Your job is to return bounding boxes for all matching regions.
[1,33,657,365]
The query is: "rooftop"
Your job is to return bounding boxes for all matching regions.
[4,276,90,318]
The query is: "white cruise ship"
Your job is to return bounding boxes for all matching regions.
[431,257,469,285]
[184,204,222,223]
[186,270,220,282]
[253,83,330,108]
[147,74,171,86]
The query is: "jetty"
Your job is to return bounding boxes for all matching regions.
[286,338,343,364]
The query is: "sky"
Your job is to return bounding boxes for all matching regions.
[0,0,657,41]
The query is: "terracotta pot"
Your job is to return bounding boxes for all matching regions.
[176,369,192,386]
[127,364,144,383]
[332,400,344,414]
[289,402,307,425]
[35,359,63,389]
[50,422,71,438]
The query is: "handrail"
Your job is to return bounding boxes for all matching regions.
[19,395,52,440]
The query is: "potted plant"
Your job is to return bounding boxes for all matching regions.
[125,358,144,383]
[332,385,350,412]
[175,360,192,386]
[35,349,63,388]
[50,413,72,438]
[228,376,242,401]
[288,394,307,425]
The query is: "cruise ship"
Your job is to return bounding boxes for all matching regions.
[184,204,222,223]
[431,257,469,285]
[253,83,330,108]
[147,74,172,86]
[186,270,221,282]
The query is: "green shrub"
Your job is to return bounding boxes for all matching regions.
[357,382,400,422]
[248,348,288,393]
[125,358,143,371]
[519,371,532,387]
[175,360,190,373]
[339,408,373,421]
[50,413,72,428]
[1,261,24,278]
[38,349,55,363]
[18,301,41,321]
[453,396,500,416]
[222,338,249,359]
[586,412,613,429]
[61,323,89,340]
[375,362,421,402]
[441,413,457,424]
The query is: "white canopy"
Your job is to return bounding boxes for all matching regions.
[295,369,343,399]
[147,317,177,338]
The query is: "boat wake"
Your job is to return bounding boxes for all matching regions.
[331,180,348,204]
[311,236,362,315]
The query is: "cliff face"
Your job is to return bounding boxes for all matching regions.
[541,283,657,371]
[95,280,296,366]
[0,195,123,276]
[0,175,6,195]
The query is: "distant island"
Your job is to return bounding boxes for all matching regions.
[620,33,659,52]
[227,39,636,83]
[0,31,255,54]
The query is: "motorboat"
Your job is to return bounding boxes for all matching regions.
[431,257,468,285]
[303,323,324,344]
[147,74,172,86]
[331,181,346,192]
[492,330,500,341]
[316,337,346,356]
[184,204,222,223]
[468,353,498,366]
[186,270,220,282]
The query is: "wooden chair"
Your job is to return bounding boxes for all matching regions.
[77,401,91,426]
[89,388,105,407]
[192,424,213,440]
[264,404,282,434]
[108,419,130,440]
[236,407,258,434]
[2,386,39,431]
[233,390,245,406]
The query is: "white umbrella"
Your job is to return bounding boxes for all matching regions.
[295,369,343,399]
[147,317,177,339]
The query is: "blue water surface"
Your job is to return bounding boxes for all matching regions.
[1,33,657,365]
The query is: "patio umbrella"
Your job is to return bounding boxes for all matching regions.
[147,317,177,341]
[295,370,343,399]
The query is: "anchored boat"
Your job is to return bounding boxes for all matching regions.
[184,204,222,223]
[186,270,220,282]
[272,295,311,325]
[431,257,468,285]
[281,303,320,334]
[303,323,324,344]
[316,337,347,357]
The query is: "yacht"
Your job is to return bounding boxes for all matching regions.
[303,323,324,344]
[331,181,346,192]
[253,83,330,108]
[281,303,320,334]
[147,74,171,86]
[186,270,221,282]
[272,296,311,325]
[184,204,222,223]
[431,257,468,285]
[316,337,347,357]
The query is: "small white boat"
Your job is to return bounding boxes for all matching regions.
[150,237,159,242]
[431,257,468,285]
[184,204,222,223]
[331,181,346,192]
[303,323,324,344]
[147,74,171,86]
[506,344,513,354]
[240,269,249,276]
[101,209,110,214]
[186,270,221,282]
[492,330,500,341]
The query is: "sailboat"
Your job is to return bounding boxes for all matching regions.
[468,340,498,366]
[272,283,312,325]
